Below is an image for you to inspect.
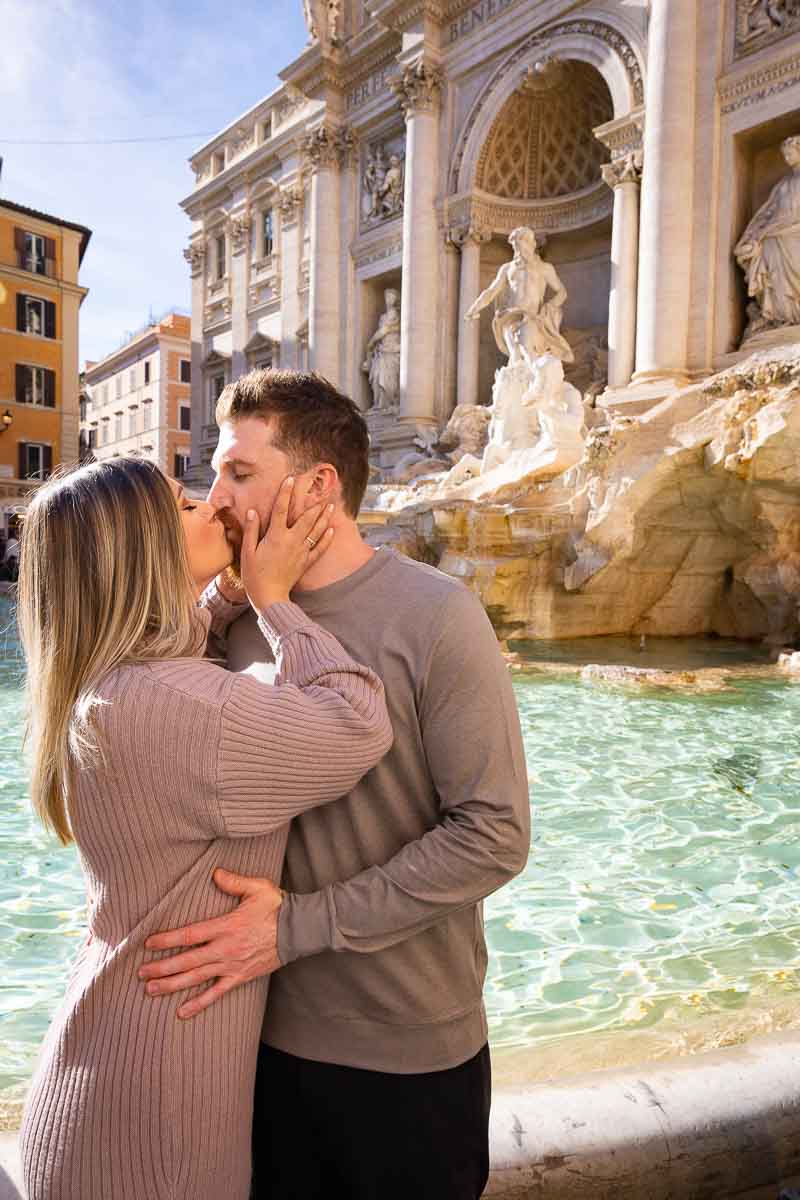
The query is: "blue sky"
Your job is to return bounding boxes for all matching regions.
[1,0,308,366]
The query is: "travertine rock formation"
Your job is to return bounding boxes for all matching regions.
[363,344,800,643]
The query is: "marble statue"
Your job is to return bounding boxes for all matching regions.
[363,289,401,412]
[301,0,341,46]
[735,135,800,339]
[465,226,575,367]
[437,404,492,463]
[381,155,404,217]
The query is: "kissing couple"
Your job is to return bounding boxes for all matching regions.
[19,369,530,1200]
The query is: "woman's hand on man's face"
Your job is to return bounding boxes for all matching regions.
[240,475,334,611]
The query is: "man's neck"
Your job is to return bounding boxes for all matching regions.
[295,521,375,593]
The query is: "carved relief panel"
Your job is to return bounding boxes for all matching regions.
[360,129,406,232]
[735,1,800,58]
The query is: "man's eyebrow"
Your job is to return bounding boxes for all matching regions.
[220,456,258,468]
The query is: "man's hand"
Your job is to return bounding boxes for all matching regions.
[138,869,283,1019]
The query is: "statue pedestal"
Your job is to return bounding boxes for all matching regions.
[436,354,587,500]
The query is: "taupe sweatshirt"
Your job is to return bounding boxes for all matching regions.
[225,549,531,1074]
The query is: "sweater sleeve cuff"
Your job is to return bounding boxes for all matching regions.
[277,889,334,965]
[256,600,315,653]
[200,577,249,639]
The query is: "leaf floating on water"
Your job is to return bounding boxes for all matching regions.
[650,902,678,911]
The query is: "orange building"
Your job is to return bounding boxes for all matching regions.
[83,312,192,480]
[0,198,91,535]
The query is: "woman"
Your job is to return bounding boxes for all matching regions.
[18,457,392,1200]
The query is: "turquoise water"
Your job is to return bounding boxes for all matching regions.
[2,591,800,1116]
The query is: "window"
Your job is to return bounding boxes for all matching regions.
[213,150,225,175]
[262,209,274,258]
[18,442,52,480]
[128,408,138,437]
[216,234,226,280]
[142,401,152,431]
[100,419,109,446]
[88,427,97,450]
[180,359,191,383]
[102,383,109,405]
[174,453,190,479]
[115,375,122,400]
[179,404,191,432]
[15,230,50,275]
[15,364,55,407]
[144,360,151,384]
[114,412,123,442]
[129,368,136,392]
[262,116,273,142]
[16,294,56,338]
[79,397,87,422]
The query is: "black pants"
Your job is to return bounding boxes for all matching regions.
[251,1042,491,1200]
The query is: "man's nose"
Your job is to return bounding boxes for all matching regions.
[207,476,228,511]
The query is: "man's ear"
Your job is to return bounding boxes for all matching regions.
[305,464,339,507]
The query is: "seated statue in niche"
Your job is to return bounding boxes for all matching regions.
[465,226,574,367]
[735,134,800,341]
[362,289,401,412]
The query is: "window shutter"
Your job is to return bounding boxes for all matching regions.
[15,364,27,405]
[14,228,26,264]
[45,301,56,339]
[42,446,53,478]
[16,294,26,332]
[44,237,56,276]
[18,443,27,480]
[174,453,181,477]
[44,370,56,408]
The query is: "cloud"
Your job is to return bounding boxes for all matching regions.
[1,0,307,363]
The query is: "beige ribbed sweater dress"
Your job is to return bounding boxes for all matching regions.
[20,597,392,1200]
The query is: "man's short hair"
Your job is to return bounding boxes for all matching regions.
[216,369,370,517]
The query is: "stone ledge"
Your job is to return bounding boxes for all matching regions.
[485,1030,800,1198]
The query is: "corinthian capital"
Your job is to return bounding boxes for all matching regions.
[302,124,350,172]
[601,149,643,190]
[392,60,443,119]
[183,240,206,276]
[229,213,252,255]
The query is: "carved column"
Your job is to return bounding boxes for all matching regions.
[182,239,207,484]
[392,61,443,426]
[634,0,697,385]
[278,185,303,368]
[452,225,490,409]
[601,152,642,390]
[303,125,344,384]
[229,212,251,381]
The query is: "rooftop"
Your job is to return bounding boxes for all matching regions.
[0,197,92,263]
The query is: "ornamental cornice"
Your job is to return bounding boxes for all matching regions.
[719,49,800,114]
[450,19,644,191]
[594,107,644,161]
[446,181,612,237]
[601,149,643,189]
[391,60,444,118]
[183,240,207,276]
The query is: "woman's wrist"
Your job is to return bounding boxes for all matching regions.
[252,590,291,610]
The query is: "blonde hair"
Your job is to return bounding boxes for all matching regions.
[17,457,205,845]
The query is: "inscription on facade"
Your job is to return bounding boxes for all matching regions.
[347,66,392,111]
[449,0,518,44]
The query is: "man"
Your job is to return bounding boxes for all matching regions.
[139,370,530,1199]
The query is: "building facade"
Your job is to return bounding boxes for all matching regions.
[82,312,193,479]
[0,198,90,534]
[181,0,800,483]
